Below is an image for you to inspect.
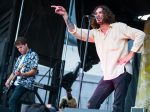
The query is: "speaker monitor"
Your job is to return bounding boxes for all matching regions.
[131,107,147,112]
[64,108,111,112]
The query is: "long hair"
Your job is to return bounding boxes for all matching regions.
[91,5,115,29]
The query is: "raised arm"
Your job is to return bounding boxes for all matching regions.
[51,5,95,42]
[51,5,75,32]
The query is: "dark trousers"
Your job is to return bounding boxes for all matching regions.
[88,72,132,112]
[8,85,27,112]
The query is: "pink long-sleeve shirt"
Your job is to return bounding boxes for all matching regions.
[69,22,145,80]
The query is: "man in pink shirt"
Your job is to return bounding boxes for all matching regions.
[51,5,145,112]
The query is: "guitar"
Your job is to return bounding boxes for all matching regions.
[3,64,25,94]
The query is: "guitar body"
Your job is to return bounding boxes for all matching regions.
[3,64,25,94]
[3,75,17,94]
[3,85,12,95]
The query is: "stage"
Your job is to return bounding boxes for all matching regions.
[0,105,111,112]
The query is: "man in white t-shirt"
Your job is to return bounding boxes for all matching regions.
[59,89,77,109]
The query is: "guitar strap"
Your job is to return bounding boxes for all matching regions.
[14,54,26,86]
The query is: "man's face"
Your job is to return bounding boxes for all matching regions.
[95,8,104,24]
[16,44,28,55]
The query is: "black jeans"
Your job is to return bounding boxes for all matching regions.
[9,85,27,112]
[88,72,132,112]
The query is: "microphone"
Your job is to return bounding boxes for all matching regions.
[84,15,96,19]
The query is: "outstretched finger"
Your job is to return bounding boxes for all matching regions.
[51,5,62,9]
[51,5,57,8]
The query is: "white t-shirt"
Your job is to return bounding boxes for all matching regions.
[14,55,26,86]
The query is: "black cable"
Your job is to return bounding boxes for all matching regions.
[79,16,85,63]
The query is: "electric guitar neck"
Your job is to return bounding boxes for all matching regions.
[3,64,25,94]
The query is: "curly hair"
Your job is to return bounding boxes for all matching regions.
[91,5,115,29]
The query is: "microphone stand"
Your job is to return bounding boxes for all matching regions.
[56,0,75,107]
[78,16,91,108]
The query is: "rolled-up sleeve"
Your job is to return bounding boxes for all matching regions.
[130,30,145,53]
[68,24,95,42]
[121,23,145,53]
[30,52,39,69]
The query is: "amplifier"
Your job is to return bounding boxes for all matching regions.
[64,108,111,112]
[131,107,147,112]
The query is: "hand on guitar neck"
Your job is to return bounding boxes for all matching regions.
[4,64,25,94]
[15,64,26,77]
